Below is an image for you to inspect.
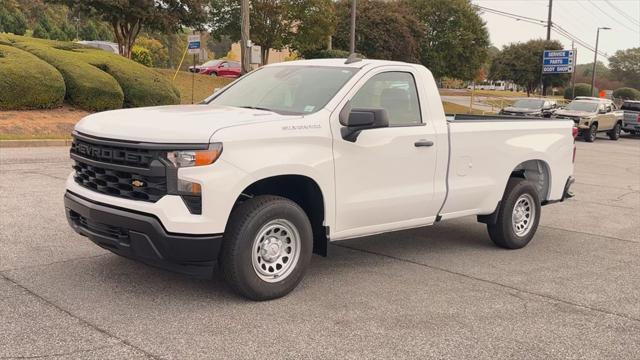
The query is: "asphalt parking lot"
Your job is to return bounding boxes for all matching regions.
[1,135,639,359]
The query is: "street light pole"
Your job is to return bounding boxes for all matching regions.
[349,0,356,54]
[590,26,611,96]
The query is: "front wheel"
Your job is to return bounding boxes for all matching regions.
[220,195,312,300]
[583,123,597,142]
[210,72,218,77]
[608,122,621,140]
[487,178,541,249]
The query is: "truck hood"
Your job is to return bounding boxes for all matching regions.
[502,107,540,113]
[554,109,595,118]
[75,105,294,143]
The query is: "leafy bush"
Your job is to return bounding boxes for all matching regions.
[613,87,640,100]
[135,36,169,68]
[2,35,180,109]
[0,6,27,35]
[564,83,596,99]
[132,45,153,67]
[0,44,65,110]
[1,35,124,111]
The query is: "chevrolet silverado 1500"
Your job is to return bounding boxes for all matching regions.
[64,59,575,300]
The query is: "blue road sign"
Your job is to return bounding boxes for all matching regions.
[544,50,574,58]
[188,41,200,49]
[544,58,572,65]
[543,65,574,74]
[187,35,201,55]
[542,49,575,74]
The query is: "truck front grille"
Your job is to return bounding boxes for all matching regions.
[73,161,167,202]
[70,134,168,203]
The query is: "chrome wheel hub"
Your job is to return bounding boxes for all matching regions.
[252,219,301,283]
[512,194,535,237]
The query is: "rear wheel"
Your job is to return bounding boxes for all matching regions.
[220,195,312,300]
[210,72,218,77]
[608,122,621,140]
[487,178,541,249]
[583,123,597,142]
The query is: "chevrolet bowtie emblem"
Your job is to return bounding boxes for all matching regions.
[131,180,145,188]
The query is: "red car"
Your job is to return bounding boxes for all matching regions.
[192,60,241,78]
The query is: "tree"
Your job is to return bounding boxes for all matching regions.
[0,1,28,35]
[332,0,424,62]
[407,0,489,80]
[609,48,640,90]
[490,39,569,96]
[135,35,170,67]
[48,0,208,58]
[208,0,335,64]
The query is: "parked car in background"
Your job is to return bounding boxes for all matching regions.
[554,100,623,142]
[76,41,119,54]
[621,100,640,135]
[499,98,558,117]
[189,60,241,78]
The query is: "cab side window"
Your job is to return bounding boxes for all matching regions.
[350,72,422,126]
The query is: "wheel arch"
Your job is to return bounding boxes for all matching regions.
[231,174,329,256]
[510,159,551,202]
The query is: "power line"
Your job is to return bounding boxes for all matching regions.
[587,0,638,33]
[603,0,640,27]
[475,4,608,58]
[552,23,607,57]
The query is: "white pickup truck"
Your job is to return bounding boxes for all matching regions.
[64,59,575,300]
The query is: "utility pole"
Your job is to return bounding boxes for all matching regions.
[543,0,553,96]
[240,0,251,74]
[546,0,553,40]
[591,27,611,97]
[349,0,356,54]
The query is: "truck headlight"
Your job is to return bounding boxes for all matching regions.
[166,143,223,168]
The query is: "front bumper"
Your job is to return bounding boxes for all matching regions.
[64,191,223,278]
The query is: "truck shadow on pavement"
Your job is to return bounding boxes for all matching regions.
[86,218,498,302]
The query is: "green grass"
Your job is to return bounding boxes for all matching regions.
[155,69,233,104]
[0,44,65,110]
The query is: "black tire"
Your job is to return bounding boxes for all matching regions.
[220,195,312,301]
[210,72,218,77]
[583,123,597,142]
[607,122,621,140]
[487,178,541,249]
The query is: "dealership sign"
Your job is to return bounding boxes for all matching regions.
[542,50,575,74]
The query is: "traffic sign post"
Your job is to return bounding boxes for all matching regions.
[188,35,201,104]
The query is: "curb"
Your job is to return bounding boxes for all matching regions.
[0,139,72,148]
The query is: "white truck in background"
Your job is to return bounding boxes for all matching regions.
[64,59,576,300]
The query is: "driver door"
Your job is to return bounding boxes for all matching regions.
[331,68,440,238]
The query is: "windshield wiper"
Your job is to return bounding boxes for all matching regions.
[239,106,275,112]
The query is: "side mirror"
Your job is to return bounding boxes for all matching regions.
[598,108,607,114]
[339,102,389,142]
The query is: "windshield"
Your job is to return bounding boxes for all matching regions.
[512,99,544,109]
[207,66,358,115]
[202,60,222,67]
[565,101,598,112]
[622,102,640,111]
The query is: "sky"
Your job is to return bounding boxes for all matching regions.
[473,0,640,65]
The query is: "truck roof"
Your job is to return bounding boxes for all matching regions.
[263,58,419,69]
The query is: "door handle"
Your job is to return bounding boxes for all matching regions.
[414,140,434,147]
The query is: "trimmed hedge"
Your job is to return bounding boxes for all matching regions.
[564,83,596,99]
[1,35,181,110]
[0,44,65,110]
[1,35,124,111]
[613,87,640,100]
